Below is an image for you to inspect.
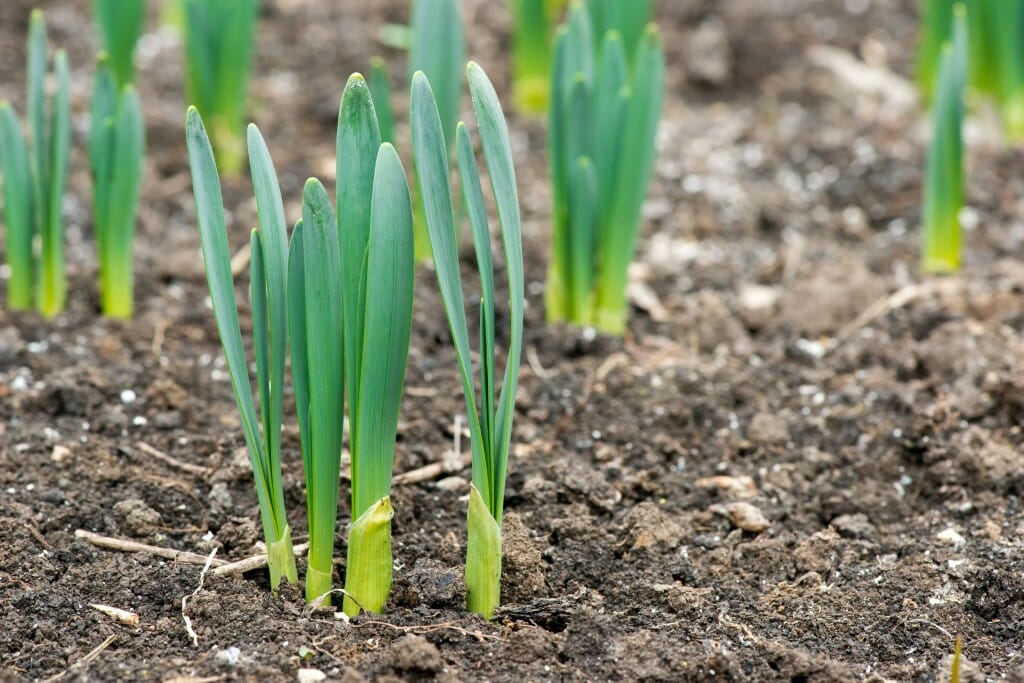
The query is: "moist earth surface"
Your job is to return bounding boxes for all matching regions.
[1,0,1023,681]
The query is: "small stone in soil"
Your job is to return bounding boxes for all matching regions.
[722,502,770,533]
[390,635,442,674]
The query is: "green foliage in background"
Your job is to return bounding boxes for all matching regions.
[0,11,71,317]
[93,0,145,88]
[546,1,664,335]
[90,57,145,319]
[922,5,967,273]
[183,0,259,175]
[917,0,1024,140]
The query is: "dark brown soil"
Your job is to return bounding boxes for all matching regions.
[2,0,1023,681]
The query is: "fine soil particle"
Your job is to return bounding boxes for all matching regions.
[2,0,1024,681]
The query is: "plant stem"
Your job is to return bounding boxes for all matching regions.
[342,497,394,617]
[98,254,133,319]
[465,485,501,618]
[266,525,298,590]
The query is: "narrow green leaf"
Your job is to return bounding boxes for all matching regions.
[546,26,572,322]
[457,122,495,468]
[568,157,597,322]
[295,178,344,605]
[287,218,310,476]
[336,74,382,443]
[592,32,628,220]
[0,104,34,309]
[411,71,481,438]
[90,58,117,249]
[247,122,289,510]
[351,143,415,518]
[28,9,47,228]
[40,50,71,318]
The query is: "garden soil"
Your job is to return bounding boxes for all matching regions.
[2,0,1023,681]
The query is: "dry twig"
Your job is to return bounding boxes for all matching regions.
[132,441,210,477]
[74,529,227,567]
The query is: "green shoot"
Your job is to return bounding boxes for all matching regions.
[508,0,564,114]
[0,10,71,317]
[287,179,344,605]
[922,5,967,274]
[90,57,145,319]
[546,2,664,334]
[409,0,465,261]
[92,0,144,88]
[183,0,259,175]
[335,75,415,616]
[412,63,524,618]
[185,107,298,591]
[369,58,396,144]
[916,0,1024,141]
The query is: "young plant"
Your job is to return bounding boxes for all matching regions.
[408,0,465,260]
[183,0,259,175]
[508,0,564,114]
[93,0,145,88]
[185,107,298,591]
[546,2,664,334]
[922,5,967,274]
[0,10,71,317]
[90,57,145,319]
[412,63,524,618]
[336,75,415,615]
